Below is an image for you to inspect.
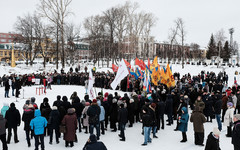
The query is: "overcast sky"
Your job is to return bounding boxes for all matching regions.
[1,0,240,47]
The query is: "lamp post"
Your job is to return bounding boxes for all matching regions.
[11,43,16,67]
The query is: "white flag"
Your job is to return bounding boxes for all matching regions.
[111,59,129,90]
[87,70,95,99]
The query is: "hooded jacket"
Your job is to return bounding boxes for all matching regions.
[30,109,48,135]
[178,107,189,132]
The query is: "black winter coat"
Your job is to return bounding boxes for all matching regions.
[203,99,214,117]
[214,100,222,115]
[48,110,61,129]
[205,132,221,150]
[118,107,128,124]
[109,103,118,123]
[157,101,165,116]
[83,141,107,150]
[72,102,84,118]
[142,113,152,127]
[22,110,34,130]
[40,102,52,120]
[232,120,240,148]
[0,115,6,135]
[165,95,173,114]
[4,80,10,91]
[87,104,101,125]
[5,107,21,128]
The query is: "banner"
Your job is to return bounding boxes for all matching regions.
[111,59,129,90]
[87,70,95,99]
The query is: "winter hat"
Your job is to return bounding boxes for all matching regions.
[67,108,74,114]
[52,106,57,110]
[184,95,188,99]
[104,92,109,98]
[31,97,36,103]
[130,99,134,104]
[234,114,240,120]
[89,134,97,142]
[117,100,123,106]
[132,92,137,96]
[92,99,97,103]
[213,127,221,136]
[62,96,68,102]
[85,102,90,106]
[112,98,117,103]
[10,103,15,107]
[227,102,233,107]
[43,97,49,103]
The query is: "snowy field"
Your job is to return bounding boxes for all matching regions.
[0,63,238,149]
[0,85,235,150]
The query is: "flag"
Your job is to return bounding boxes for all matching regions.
[135,58,146,70]
[130,70,138,79]
[148,58,150,70]
[166,64,175,88]
[136,67,143,79]
[151,66,160,86]
[151,56,158,69]
[111,59,129,90]
[112,64,119,72]
[123,59,131,69]
[87,70,95,99]
[143,70,152,93]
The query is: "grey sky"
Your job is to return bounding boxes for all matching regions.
[1,0,240,47]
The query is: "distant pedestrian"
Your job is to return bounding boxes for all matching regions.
[83,134,107,150]
[0,113,7,150]
[232,114,240,150]
[178,107,189,143]
[205,127,221,150]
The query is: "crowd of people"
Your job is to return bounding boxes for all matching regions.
[0,68,239,150]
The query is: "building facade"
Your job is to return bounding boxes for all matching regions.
[0,33,21,44]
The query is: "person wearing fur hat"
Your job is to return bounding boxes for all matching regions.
[62,108,77,147]
[128,99,135,127]
[224,102,235,137]
[48,106,60,145]
[232,114,240,150]
[22,100,34,147]
[109,98,118,132]
[40,97,52,136]
[83,134,107,150]
[205,127,221,150]
[87,99,101,140]
[5,102,21,144]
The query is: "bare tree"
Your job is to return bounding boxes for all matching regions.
[175,18,186,68]
[14,13,42,66]
[38,0,73,68]
[168,25,179,60]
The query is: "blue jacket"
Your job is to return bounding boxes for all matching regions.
[178,107,189,132]
[97,101,105,121]
[1,106,9,118]
[30,109,47,135]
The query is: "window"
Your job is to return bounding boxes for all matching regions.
[9,35,11,38]
[0,51,3,56]
[5,52,7,56]
[3,35,6,38]
[0,39,6,42]
[8,40,12,43]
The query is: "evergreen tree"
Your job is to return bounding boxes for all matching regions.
[206,34,217,59]
[222,41,231,61]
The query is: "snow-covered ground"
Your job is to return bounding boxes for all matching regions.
[0,63,238,149]
[0,85,235,150]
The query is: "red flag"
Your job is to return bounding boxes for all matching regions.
[135,58,140,66]
[123,59,131,68]
[112,64,119,72]
[127,76,130,89]
[139,60,146,70]
[148,58,150,69]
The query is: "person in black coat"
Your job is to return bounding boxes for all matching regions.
[72,97,84,132]
[4,79,10,98]
[14,78,21,98]
[157,98,165,130]
[83,134,107,150]
[213,94,222,131]
[0,113,7,150]
[203,93,213,122]
[48,106,60,144]
[61,96,71,114]
[118,103,128,141]
[205,128,221,150]
[53,95,62,108]
[109,99,118,132]
[141,108,153,146]
[127,99,134,127]
[87,99,101,140]
[40,97,52,136]
[5,103,21,143]
[232,114,240,150]
[22,100,34,147]
[165,94,173,125]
